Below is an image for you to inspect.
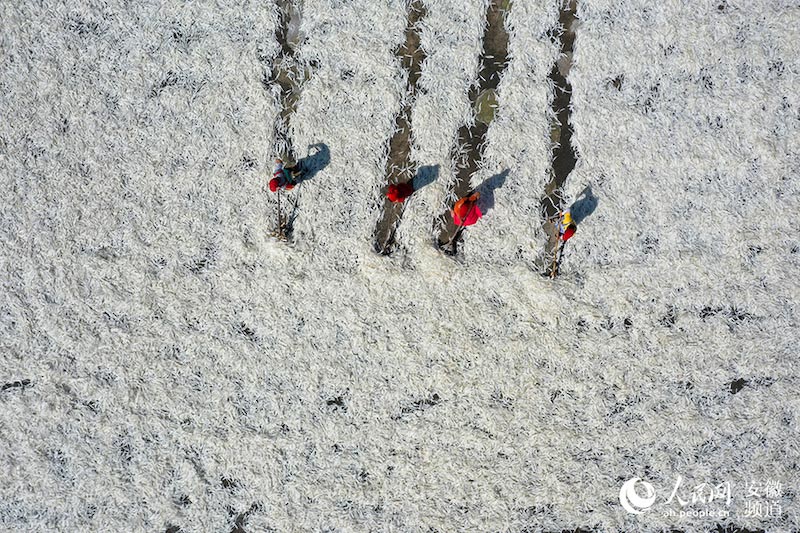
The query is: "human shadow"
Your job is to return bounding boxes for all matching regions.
[295,143,330,183]
[570,185,598,225]
[412,164,440,191]
[475,169,509,216]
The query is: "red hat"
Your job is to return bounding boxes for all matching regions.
[562,223,577,241]
[269,177,280,192]
[387,182,414,203]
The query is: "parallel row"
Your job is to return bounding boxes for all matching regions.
[392,0,488,258]
[458,0,560,267]
[278,0,562,269]
[434,0,511,255]
[374,0,429,255]
[287,0,407,256]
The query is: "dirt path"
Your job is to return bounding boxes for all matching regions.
[437,0,510,254]
[373,0,428,255]
[267,0,310,240]
[540,0,577,272]
[270,0,307,165]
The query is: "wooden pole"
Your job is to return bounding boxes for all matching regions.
[550,238,562,278]
[445,201,476,253]
[276,189,283,239]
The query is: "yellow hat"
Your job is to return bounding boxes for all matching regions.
[562,211,573,225]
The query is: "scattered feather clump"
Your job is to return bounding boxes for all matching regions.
[0,0,798,531]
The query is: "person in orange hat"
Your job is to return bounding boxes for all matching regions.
[387,181,415,203]
[452,191,482,227]
[548,208,577,277]
[440,191,483,253]
[269,158,300,192]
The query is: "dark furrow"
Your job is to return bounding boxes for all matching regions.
[540,0,577,272]
[270,0,306,164]
[374,0,428,255]
[229,502,261,533]
[267,0,313,242]
[437,0,510,253]
[2,379,31,392]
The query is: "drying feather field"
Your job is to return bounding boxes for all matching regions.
[1,0,798,531]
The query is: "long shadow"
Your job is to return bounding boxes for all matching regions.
[374,0,429,255]
[539,0,578,273]
[570,184,597,224]
[295,143,330,183]
[437,0,510,255]
[475,168,509,216]
[413,164,439,191]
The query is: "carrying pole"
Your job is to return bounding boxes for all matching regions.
[276,189,283,239]
[445,202,476,252]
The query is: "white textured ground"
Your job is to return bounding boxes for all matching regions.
[1,0,798,532]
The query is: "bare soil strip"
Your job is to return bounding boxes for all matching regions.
[267,0,309,240]
[270,0,306,164]
[540,0,577,271]
[374,0,428,255]
[437,0,510,254]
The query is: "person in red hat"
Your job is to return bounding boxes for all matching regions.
[269,158,299,192]
[387,181,415,203]
[452,191,482,227]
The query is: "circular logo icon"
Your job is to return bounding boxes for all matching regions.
[619,477,656,514]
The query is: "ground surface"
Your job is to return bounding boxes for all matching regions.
[1,0,798,532]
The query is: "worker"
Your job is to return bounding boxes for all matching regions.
[269,158,300,192]
[452,191,482,227]
[557,209,577,241]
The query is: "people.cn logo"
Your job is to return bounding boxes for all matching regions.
[619,477,657,514]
